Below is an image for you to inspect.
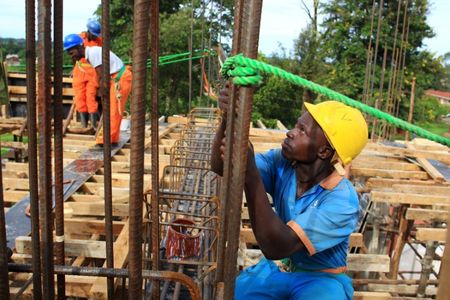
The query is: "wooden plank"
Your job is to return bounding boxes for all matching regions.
[351,168,429,180]
[8,85,75,96]
[415,228,447,242]
[406,208,449,222]
[64,202,129,217]
[16,236,106,259]
[407,143,446,182]
[352,160,421,171]
[89,221,130,299]
[363,143,450,165]
[347,254,390,272]
[354,292,392,300]
[389,184,450,196]
[64,218,125,236]
[8,72,73,83]
[414,157,446,183]
[2,178,29,190]
[3,190,29,203]
[366,178,449,189]
[367,284,437,296]
[371,191,450,206]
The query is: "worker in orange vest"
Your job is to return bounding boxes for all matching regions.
[64,33,132,146]
[79,19,103,47]
[68,20,103,129]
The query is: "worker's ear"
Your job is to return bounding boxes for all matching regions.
[317,144,334,161]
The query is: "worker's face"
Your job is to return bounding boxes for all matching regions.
[67,46,83,63]
[281,112,331,164]
[87,31,96,41]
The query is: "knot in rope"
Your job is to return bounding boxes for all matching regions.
[221,54,262,86]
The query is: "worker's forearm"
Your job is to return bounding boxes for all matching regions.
[244,158,304,259]
[210,116,227,175]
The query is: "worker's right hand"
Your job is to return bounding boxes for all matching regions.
[219,137,226,160]
[218,81,231,115]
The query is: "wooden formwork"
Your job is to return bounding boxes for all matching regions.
[3,109,449,299]
[5,122,183,299]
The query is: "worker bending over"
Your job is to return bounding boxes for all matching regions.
[211,84,368,299]
[63,33,132,146]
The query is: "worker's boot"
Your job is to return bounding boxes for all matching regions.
[89,113,98,129]
[79,112,89,128]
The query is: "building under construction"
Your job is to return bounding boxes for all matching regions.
[0,0,449,299]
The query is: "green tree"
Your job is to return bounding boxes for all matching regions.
[98,0,233,115]
[318,0,446,125]
[253,53,303,128]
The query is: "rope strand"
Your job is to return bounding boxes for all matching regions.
[221,54,450,147]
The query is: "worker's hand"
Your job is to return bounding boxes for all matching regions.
[218,81,231,115]
[219,137,226,160]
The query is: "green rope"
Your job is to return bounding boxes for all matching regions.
[8,49,216,73]
[221,54,450,147]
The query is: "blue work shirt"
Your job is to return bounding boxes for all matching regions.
[255,149,359,272]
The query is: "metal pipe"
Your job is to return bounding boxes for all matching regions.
[52,0,65,298]
[8,264,200,300]
[129,0,151,298]
[101,0,115,297]
[150,1,161,296]
[37,0,54,298]
[25,0,42,297]
[0,145,10,299]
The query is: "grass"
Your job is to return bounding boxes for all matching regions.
[0,133,29,156]
[416,121,449,136]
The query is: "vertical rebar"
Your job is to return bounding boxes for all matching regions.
[215,0,245,286]
[26,0,42,297]
[0,144,10,300]
[53,0,65,298]
[37,0,54,298]
[188,0,194,112]
[150,0,161,297]
[405,76,415,141]
[129,0,151,298]
[101,0,114,297]
[220,1,263,299]
[367,0,384,100]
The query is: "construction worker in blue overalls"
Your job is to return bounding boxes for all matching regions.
[211,84,368,299]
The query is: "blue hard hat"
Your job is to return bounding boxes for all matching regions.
[87,19,101,37]
[63,34,83,51]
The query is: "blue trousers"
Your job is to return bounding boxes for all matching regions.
[235,259,353,300]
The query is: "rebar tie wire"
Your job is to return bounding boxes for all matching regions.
[221,54,450,147]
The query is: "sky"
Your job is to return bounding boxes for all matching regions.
[0,0,448,57]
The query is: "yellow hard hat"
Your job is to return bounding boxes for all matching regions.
[304,101,368,166]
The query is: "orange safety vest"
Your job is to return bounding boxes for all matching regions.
[79,31,103,47]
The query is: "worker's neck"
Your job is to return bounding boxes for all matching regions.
[295,161,333,196]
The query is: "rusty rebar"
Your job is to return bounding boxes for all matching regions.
[52,0,65,298]
[37,0,54,298]
[129,0,151,298]
[221,1,263,298]
[8,264,200,300]
[0,145,10,299]
[25,0,42,297]
[150,1,161,298]
[100,0,115,297]
[215,0,245,285]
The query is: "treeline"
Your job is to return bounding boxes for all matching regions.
[1,0,449,133]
